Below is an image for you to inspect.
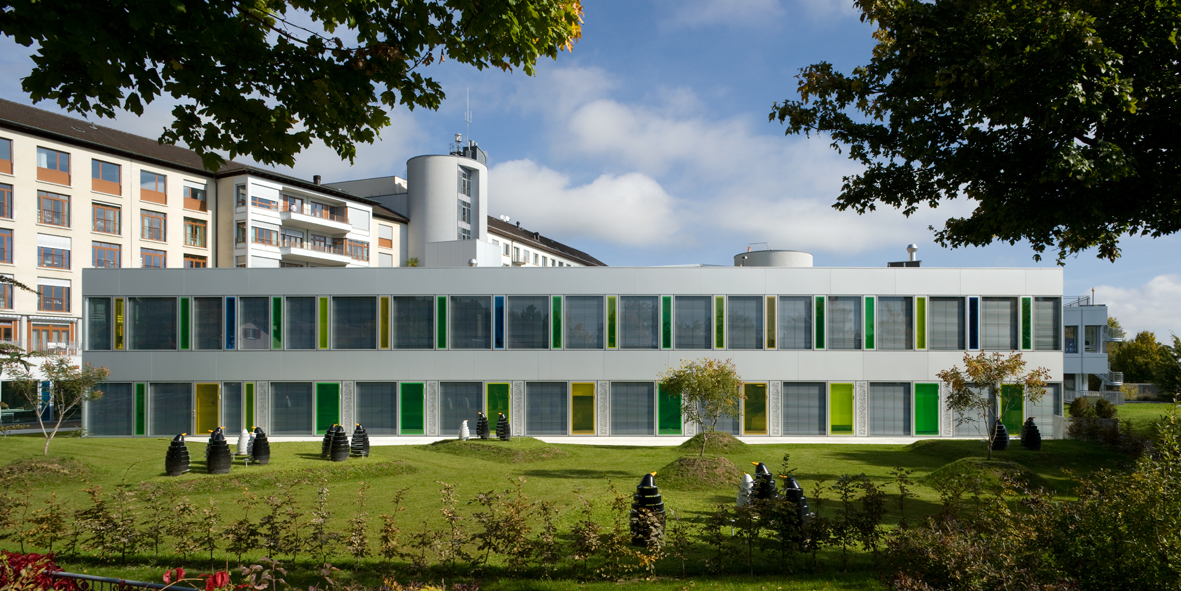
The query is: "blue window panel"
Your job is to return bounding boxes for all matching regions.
[495,296,505,349]
[225,296,237,350]
[968,297,979,350]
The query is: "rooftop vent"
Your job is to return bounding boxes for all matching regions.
[887,244,921,267]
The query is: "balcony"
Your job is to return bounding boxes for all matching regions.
[1106,371,1124,386]
[277,236,352,266]
[278,201,351,234]
[26,340,80,356]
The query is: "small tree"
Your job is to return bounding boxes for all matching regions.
[658,358,744,457]
[9,356,109,455]
[938,352,1050,459]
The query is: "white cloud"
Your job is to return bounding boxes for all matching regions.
[489,159,683,247]
[664,0,787,29]
[1096,275,1181,341]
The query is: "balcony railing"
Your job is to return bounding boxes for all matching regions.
[1065,295,1093,307]
[1107,371,1124,385]
[281,236,347,256]
[27,340,80,356]
[281,201,349,223]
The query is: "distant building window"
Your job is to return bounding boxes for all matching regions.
[93,242,120,268]
[184,218,207,247]
[140,170,167,204]
[1085,325,1101,353]
[235,184,246,207]
[91,160,121,194]
[458,168,472,196]
[379,252,393,267]
[0,278,11,309]
[513,246,520,261]
[0,183,10,218]
[184,254,207,268]
[542,255,547,266]
[503,242,510,256]
[235,255,246,268]
[459,199,471,223]
[1065,325,1078,353]
[236,221,246,244]
[183,186,207,211]
[253,227,279,246]
[141,210,166,241]
[38,283,69,312]
[38,190,70,227]
[141,248,166,268]
[0,229,11,263]
[37,147,70,184]
[347,239,369,261]
[93,203,120,234]
[533,252,539,265]
[458,227,471,240]
[251,195,277,210]
[38,246,70,269]
[0,138,11,174]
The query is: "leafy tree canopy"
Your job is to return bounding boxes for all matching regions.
[770,0,1181,263]
[658,358,743,457]
[1,0,583,170]
[1159,335,1181,398]
[937,352,1049,459]
[1109,330,1166,384]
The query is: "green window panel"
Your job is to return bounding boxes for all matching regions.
[607,296,617,349]
[1021,297,1032,350]
[487,383,510,424]
[552,296,563,349]
[245,383,255,430]
[815,297,826,349]
[744,383,767,435]
[436,296,448,349]
[318,297,330,350]
[829,383,853,435]
[1001,384,1024,435]
[179,297,191,350]
[572,383,595,434]
[134,383,146,435]
[714,296,725,349]
[766,297,776,349]
[315,383,341,435]
[915,383,940,435]
[114,298,125,350]
[272,297,283,349]
[380,297,390,349]
[657,384,682,435]
[864,296,875,350]
[400,383,425,434]
[916,297,927,350]
[661,296,672,349]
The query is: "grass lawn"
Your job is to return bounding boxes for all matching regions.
[1117,402,1174,428]
[0,433,1131,589]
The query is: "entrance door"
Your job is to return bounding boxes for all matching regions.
[315,383,341,434]
[195,383,220,435]
[486,383,510,424]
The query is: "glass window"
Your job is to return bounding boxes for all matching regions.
[223,382,243,432]
[565,296,603,349]
[526,382,568,435]
[253,227,278,245]
[1028,383,1062,430]
[140,170,166,192]
[675,296,711,349]
[92,160,120,184]
[459,199,471,223]
[93,204,120,234]
[193,297,222,350]
[184,186,206,210]
[37,147,69,173]
[982,297,1018,350]
[782,382,826,435]
[391,296,433,349]
[1034,297,1061,351]
[620,296,658,349]
[184,254,207,268]
[0,229,10,263]
[333,297,376,349]
[184,218,206,247]
[87,297,111,350]
[141,211,165,241]
[450,296,491,349]
[0,183,11,218]
[129,297,176,349]
[1085,325,1101,353]
[827,296,862,350]
[506,295,548,349]
[356,382,397,435]
[37,284,70,312]
[235,184,246,207]
[778,296,812,349]
[1065,325,1079,353]
[440,382,481,435]
[0,281,10,310]
[877,297,913,350]
[149,383,192,436]
[141,248,166,268]
[869,383,911,436]
[929,297,965,350]
[87,383,132,436]
[37,246,70,269]
[611,382,654,435]
[239,297,269,350]
[728,296,763,350]
[0,138,10,163]
[271,382,313,435]
[286,297,317,349]
[38,191,70,226]
[251,195,277,210]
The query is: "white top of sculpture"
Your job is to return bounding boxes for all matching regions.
[737,473,754,507]
[460,419,470,441]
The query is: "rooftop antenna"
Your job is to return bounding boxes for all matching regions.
[464,89,472,144]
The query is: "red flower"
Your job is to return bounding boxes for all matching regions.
[205,571,230,591]
[163,568,185,584]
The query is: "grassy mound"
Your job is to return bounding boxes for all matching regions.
[919,457,1048,493]
[148,459,415,494]
[657,455,744,490]
[423,437,567,463]
[678,431,750,455]
[0,456,97,484]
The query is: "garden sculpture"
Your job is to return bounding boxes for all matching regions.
[251,427,271,465]
[992,419,1011,451]
[237,428,250,456]
[496,413,510,441]
[1021,417,1042,451]
[476,412,490,439]
[165,433,190,476]
[460,419,470,441]
[351,423,370,457]
[751,462,778,500]
[630,472,666,546]
[737,473,754,507]
[330,424,351,462]
[321,427,333,458]
[206,427,233,474]
[780,475,814,529]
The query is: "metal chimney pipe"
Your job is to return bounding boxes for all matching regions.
[906,244,918,262]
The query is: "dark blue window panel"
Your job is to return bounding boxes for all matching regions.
[225,296,237,350]
[968,297,979,350]
[495,296,505,349]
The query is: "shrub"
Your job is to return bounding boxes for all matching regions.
[1094,398,1117,418]
[1069,397,1095,418]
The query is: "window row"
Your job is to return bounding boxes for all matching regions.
[85,295,1063,353]
[497,239,572,267]
[236,187,349,223]
[0,229,206,269]
[0,189,207,246]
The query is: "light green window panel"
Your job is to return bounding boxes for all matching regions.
[487,383,511,424]
[661,296,672,349]
[916,297,927,350]
[315,383,340,435]
[744,383,767,435]
[915,383,940,435]
[1001,384,1024,435]
[400,383,425,434]
[607,296,617,349]
[714,296,725,349]
[829,383,853,435]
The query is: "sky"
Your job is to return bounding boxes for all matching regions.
[1,0,1178,339]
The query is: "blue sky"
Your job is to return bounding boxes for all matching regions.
[1,0,1177,338]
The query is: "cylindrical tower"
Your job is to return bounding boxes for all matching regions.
[733,250,814,267]
[406,153,489,263]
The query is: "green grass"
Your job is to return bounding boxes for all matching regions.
[1117,402,1173,429]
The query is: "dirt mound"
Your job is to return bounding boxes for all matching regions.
[423,437,567,463]
[0,456,97,484]
[657,455,744,490]
[920,457,1048,493]
[678,431,750,455]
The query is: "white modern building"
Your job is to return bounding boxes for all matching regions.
[1063,296,1123,403]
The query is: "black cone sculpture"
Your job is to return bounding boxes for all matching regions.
[476,412,490,440]
[751,462,778,501]
[630,472,666,546]
[206,428,232,474]
[351,423,370,457]
[321,427,333,458]
[1021,417,1042,451]
[780,476,813,529]
[165,433,190,476]
[330,425,350,462]
[496,413,510,441]
[251,427,271,465]
[992,419,1011,451]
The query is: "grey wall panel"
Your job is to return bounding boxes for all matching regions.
[634,268,702,295]
[863,353,928,381]
[830,269,898,295]
[798,351,864,381]
[764,268,831,295]
[959,270,1025,296]
[893,270,963,296]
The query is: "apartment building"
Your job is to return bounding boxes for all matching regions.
[1063,296,1124,403]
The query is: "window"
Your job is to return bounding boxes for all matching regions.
[252,227,278,245]
[251,195,277,210]
[523,249,530,264]
[0,319,13,340]
[392,296,434,349]
[183,254,207,268]
[183,186,207,211]
[782,382,826,435]
[513,246,520,261]
[1034,297,1061,351]
[565,296,604,349]
[0,183,11,218]
[674,296,711,349]
[334,297,377,349]
[440,382,481,434]
[620,296,659,349]
[86,383,132,436]
[347,239,369,261]
[0,138,11,174]
[0,229,11,264]
[236,221,246,244]
[869,383,911,436]
[37,247,70,269]
[459,199,471,223]
[184,218,206,247]
[378,252,393,267]
[728,296,764,350]
[458,168,472,196]
[286,297,317,349]
[239,297,270,349]
[140,170,166,204]
[236,184,246,207]
[827,296,862,349]
[378,224,393,248]
[235,255,246,268]
[141,210,165,241]
[36,147,70,184]
[1085,325,1101,353]
[533,252,539,265]
[38,282,70,312]
[38,190,70,226]
[356,383,398,435]
[148,383,192,436]
[451,296,491,349]
[92,160,121,194]
[193,297,222,350]
[1065,325,1078,353]
[503,242,510,256]
[271,383,313,435]
[458,227,471,240]
[87,297,112,350]
[93,203,120,234]
[141,248,166,268]
[877,297,913,350]
[929,297,966,350]
[981,297,1018,350]
[527,382,568,435]
[542,255,548,266]
[506,295,549,349]
[0,276,11,309]
[778,296,812,349]
[611,382,655,436]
